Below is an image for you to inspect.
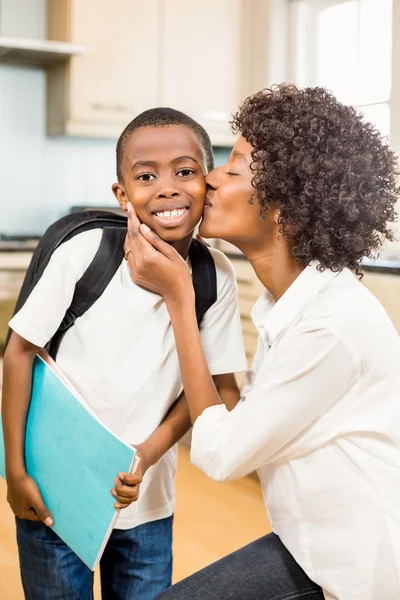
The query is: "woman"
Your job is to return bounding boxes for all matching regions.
[124,85,400,600]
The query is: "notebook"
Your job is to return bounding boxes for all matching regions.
[0,351,138,570]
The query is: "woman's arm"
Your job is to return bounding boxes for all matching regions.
[165,299,226,422]
[124,205,358,482]
[137,373,240,470]
[124,204,229,423]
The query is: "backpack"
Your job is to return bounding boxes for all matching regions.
[6,210,217,360]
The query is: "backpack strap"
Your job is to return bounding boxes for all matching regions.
[48,227,126,359]
[189,239,217,326]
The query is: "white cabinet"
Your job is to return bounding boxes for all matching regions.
[47,0,249,144]
[47,0,161,137]
[159,0,243,145]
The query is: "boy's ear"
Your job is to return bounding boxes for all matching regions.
[112,182,128,211]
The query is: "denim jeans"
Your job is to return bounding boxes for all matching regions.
[16,515,173,600]
[156,532,324,600]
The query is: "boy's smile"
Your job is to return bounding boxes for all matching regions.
[113,125,207,257]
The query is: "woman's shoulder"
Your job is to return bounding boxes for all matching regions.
[302,268,400,361]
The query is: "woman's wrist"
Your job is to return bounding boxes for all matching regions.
[164,276,194,307]
[165,285,195,320]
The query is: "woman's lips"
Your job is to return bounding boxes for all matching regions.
[204,197,213,208]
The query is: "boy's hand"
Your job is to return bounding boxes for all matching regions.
[110,471,143,510]
[7,473,54,526]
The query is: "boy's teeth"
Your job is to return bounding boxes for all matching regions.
[155,208,187,218]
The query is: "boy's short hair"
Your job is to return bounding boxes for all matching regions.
[116,107,214,181]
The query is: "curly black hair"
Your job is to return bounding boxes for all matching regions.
[231,85,399,274]
[116,107,214,181]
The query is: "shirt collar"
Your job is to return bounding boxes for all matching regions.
[251,261,340,343]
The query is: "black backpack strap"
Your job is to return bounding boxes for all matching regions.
[48,227,126,359]
[5,211,128,351]
[189,239,217,326]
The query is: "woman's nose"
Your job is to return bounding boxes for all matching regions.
[205,166,220,190]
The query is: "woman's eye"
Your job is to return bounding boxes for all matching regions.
[137,173,156,182]
[225,171,239,177]
[177,169,196,177]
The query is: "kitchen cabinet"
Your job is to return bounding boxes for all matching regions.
[159,0,243,145]
[362,271,400,333]
[47,0,250,144]
[47,0,161,138]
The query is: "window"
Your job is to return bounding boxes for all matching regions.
[288,0,392,138]
[287,0,400,261]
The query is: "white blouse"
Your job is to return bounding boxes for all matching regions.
[191,262,400,600]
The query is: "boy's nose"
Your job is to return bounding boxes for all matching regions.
[157,188,181,199]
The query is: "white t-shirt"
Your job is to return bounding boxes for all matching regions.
[10,229,247,529]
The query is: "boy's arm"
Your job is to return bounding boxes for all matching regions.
[2,332,54,525]
[135,373,240,472]
[113,375,238,507]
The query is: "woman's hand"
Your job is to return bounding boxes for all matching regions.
[124,203,194,306]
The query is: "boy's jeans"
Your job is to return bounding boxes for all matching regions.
[16,515,173,600]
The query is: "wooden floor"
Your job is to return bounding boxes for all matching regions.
[0,446,271,599]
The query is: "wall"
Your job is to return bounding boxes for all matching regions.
[0,0,230,236]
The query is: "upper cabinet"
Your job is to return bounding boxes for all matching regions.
[47,0,160,138]
[159,0,243,145]
[47,0,254,144]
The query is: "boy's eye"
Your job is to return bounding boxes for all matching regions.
[225,171,239,177]
[137,173,156,182]
[177,168,196,177]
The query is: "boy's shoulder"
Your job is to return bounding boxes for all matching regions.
[206,247,237,292]
[51,228,104,272]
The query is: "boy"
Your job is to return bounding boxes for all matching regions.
[2,108,247,600]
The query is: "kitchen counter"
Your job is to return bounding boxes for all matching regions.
[0,252,33,271]
[225,251,400,275]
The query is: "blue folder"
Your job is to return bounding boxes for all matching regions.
[0,354,137,570]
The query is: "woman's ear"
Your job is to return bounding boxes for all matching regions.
[271,203,282,226]
[112,182,128,211]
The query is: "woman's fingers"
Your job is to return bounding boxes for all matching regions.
[122,203,192,299]
[139,223,178,260]
[126,203,177,262]
[127,202,141,236]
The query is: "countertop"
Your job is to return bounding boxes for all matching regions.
[0,238,400,274]
[225,251,400,275]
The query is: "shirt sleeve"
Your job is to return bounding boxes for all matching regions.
[9,230,102,348]
[199,249,248,375]
[191,321,359,481]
